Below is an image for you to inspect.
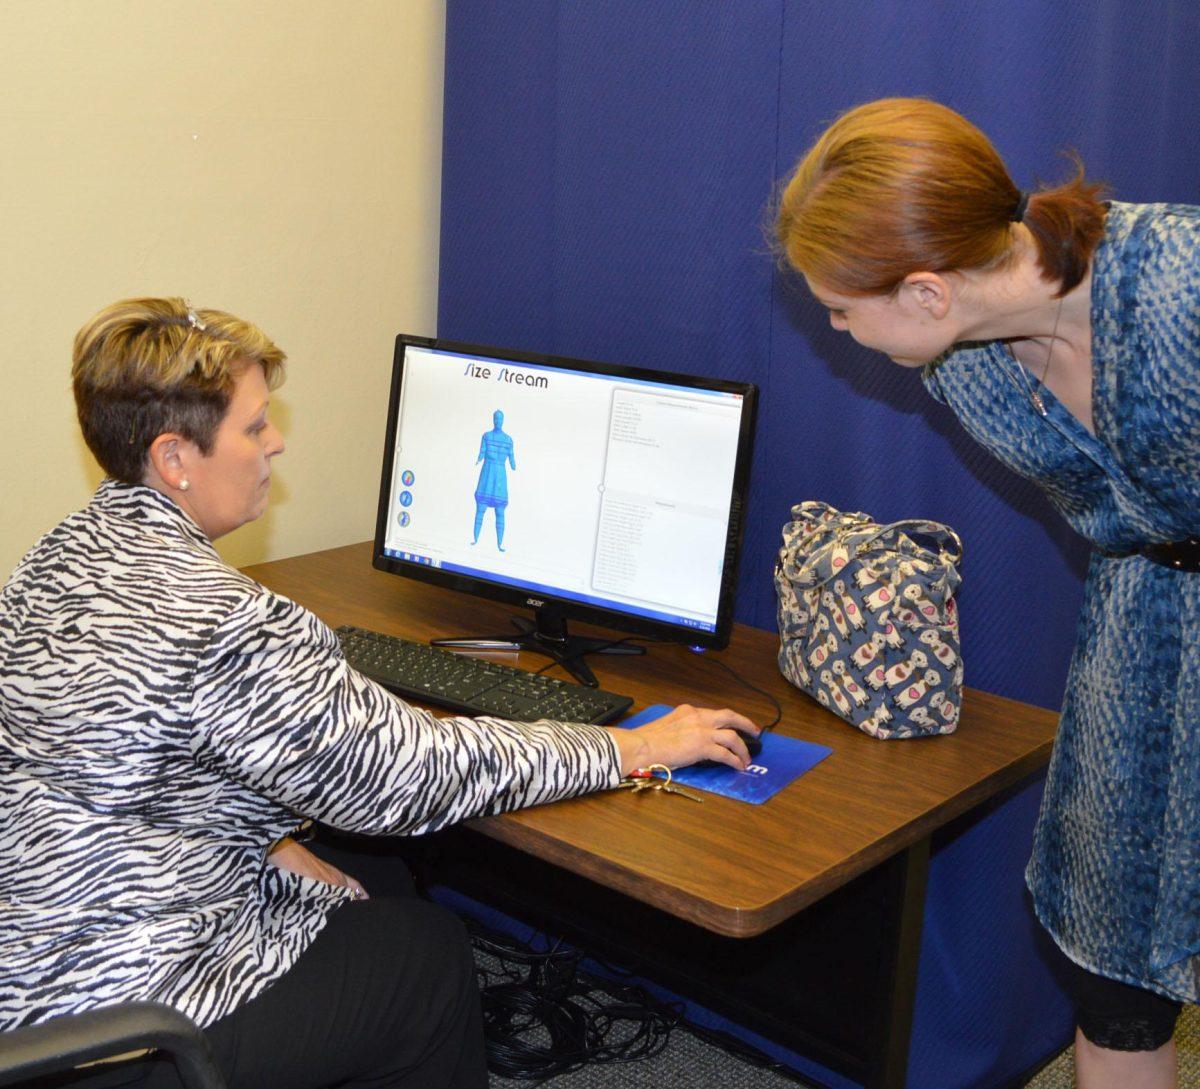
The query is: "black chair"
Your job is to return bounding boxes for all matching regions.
[0,1002,225,1089]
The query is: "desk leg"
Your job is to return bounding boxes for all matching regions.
[867,836,931,1089]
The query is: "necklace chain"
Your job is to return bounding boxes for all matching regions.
[1026,297,1065,416]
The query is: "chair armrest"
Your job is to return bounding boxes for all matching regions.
[0,1001,225,1089]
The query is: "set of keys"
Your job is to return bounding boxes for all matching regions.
[614,763,705,803]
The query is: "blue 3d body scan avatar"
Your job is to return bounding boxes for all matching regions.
[472,410,515,550]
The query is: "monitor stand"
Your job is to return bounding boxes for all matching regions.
[430,606,645,688]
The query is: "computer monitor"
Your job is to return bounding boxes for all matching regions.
[373,334,757,685]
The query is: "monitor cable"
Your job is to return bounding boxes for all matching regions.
[528,634,650,682]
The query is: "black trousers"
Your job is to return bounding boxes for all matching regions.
[53,837,487,1089]
[1065,957,1183,1052]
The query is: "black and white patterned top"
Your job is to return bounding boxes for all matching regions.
[0,479,621,1030]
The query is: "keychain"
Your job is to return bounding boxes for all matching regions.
[614,763,705,802]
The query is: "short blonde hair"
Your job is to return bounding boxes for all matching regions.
[72,297,286,482]
[776,97,1106,297]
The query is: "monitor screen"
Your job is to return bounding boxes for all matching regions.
[374,335,757,660]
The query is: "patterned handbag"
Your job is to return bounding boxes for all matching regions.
[774,501,964,739]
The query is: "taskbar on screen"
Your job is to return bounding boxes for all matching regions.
[382,547,716,634]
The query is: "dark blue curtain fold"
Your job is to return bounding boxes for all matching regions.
[438,4,1200,1086]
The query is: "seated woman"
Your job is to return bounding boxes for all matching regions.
[0,298,758,1089]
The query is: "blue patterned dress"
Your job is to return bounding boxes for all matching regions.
[923,202,1200,1002]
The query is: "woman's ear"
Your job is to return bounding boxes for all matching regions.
[900,272,953,320]
[146,433,189,491]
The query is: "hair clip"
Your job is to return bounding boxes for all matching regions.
[186,309,207,332]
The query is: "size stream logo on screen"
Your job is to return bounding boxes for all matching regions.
[463,361,549,389]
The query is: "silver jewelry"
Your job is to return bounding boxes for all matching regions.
[186,309,207,332]
[179,479,190,492]
[1016,297,1065,417]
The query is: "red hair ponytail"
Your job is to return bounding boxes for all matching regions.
[776,98,1108,297]
[1021,156,1108,296]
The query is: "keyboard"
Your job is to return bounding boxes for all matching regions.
[336,625,634,724]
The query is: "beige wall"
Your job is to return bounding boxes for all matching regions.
[0,1,445,573]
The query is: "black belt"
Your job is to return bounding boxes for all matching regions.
[1140,536,1200,572]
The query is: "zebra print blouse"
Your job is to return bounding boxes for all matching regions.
[0,479,621,1030]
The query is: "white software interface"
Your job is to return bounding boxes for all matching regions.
[383,345,746,631]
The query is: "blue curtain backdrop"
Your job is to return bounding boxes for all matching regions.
[437,4,1200,1087]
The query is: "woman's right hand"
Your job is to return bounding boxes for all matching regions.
[604,704,760,775]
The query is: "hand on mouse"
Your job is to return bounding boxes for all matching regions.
[605,704,759,775]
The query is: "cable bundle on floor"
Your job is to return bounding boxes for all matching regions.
[468,924,681,1081]
[467,920,814,1084]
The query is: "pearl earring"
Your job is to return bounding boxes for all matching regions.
[179,479,190,492]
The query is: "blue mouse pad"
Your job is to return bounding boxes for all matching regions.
[617,705,833,805]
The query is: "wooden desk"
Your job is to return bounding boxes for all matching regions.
[244,541,1059,1089]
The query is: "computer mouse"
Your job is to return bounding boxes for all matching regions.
[696,732,762,769]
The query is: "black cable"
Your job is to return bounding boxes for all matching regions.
[532,635,782,733]
[693,651,784,730]
[529,634,655,681]
[468,919,817,1085]
[467,919,679,1081]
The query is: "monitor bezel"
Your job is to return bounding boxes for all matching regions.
[372,333,758,651]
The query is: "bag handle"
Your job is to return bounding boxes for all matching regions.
[839,518,962,567]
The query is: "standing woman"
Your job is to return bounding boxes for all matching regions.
[775,98,1197,1088]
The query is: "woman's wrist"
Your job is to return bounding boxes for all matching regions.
[603,727,650,777]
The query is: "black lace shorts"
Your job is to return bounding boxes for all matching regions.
[1067,959,1183,1052]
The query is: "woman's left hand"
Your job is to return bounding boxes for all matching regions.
[267,836,369,899]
